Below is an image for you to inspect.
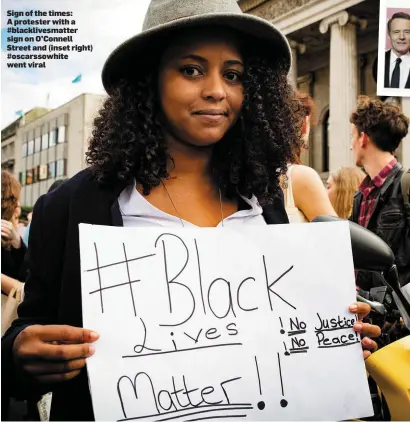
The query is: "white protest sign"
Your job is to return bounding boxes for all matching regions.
[80,222,373,421]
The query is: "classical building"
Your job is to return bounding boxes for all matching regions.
[239,0,410,177]
[9,94,105,206]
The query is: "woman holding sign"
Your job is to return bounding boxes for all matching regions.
[2,0,381,420]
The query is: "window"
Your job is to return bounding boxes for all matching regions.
[18,172,23,184]
[57,125,66,143]
[42,132,49,150]
[26,169,33,185]
[21,170,26,186]
[34,137,41,153]
[49,128,57,147]
[48,161,56,178]
[33,166,39,183]
[27,140,34,156]
[22,142,27,157]
[56,159,66,177]
[39,164,48,180]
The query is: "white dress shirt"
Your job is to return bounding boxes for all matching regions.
[118,181,267,228]
[389,49,410,89]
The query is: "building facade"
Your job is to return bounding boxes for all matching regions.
[239,0,410,177]
[10,94,105,206]
[2,108,50,175]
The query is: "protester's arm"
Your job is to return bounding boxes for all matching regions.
[2,185,98,399]
[291,165,338,221]
[2,195,55,398]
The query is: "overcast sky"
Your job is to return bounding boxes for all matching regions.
[1,0,151,128]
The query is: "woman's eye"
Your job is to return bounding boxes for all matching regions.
[181,66,201,77]
[225,71,241,82]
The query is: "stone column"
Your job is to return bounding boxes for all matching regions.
[319,11,367,171]
[288,39,306,88]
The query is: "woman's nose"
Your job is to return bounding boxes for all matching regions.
[202,73,226,101]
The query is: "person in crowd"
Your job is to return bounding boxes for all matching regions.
[22,179,67,247]
[1,171,26,294]
[1,171,26,421]
[350,95,410,290]
[326,167,366,219]
[384,12,410,89]
[281,91,337,222]
[2,1,380,420]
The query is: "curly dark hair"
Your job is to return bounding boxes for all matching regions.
[86,47,303,205]
[350,96,409,153]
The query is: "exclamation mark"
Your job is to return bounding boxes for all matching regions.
[277,352,288,408]
[279,317,285,334]
[254,356,265,410]
[283,341,290,356]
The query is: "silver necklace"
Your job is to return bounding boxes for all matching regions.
[160,180,225,228]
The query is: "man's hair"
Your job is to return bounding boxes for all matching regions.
[290,91,316,165]
[350,96,409,153]
[387,12,410,32]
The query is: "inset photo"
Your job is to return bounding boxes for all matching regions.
[377,0,410,97]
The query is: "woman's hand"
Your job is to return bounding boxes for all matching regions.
[349,302,381,359]
[1,219,21,249]
[13,325,99,384]
[1,273,22,296]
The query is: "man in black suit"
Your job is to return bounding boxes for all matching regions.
[384,12,410,89]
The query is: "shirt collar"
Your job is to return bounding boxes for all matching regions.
[118,180,263,219]
[359,158,397,192]
[391,49,410,63]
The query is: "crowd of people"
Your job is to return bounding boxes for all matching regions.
[1,0,409,421]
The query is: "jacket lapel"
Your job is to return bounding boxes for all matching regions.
[406,70,410,89]
[262,192,289,224]
[384,50,390,88]
[367,163,403,227]
[111,199,124,227]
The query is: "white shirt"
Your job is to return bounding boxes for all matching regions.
[118,181,267,228]
[389,49,410,89]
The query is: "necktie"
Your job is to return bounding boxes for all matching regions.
[390,58,402,88]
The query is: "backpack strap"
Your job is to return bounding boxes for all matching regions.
[401,168,410,221]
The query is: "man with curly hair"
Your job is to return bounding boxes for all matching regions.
[350,95,410,290]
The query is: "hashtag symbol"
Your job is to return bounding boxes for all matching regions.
[8,27,11,33]
[7,53,11,59]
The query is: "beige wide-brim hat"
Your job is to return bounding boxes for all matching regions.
[102,0,291,94]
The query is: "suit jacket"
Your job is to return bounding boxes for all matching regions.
[1,168,289,421]
[384,50,410,89]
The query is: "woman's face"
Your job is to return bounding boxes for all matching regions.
[158,31,244,147]
[326,175,336,206]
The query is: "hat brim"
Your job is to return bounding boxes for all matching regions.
[101,13,291,94]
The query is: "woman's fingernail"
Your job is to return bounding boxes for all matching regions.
[354,323,362,332]
[89,331,99,341]
[364,338,371,345]
[350,304,358,312]
[89,345,95,356]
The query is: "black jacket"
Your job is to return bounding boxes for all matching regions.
[1,168,289,421]
[352,163,410,290]
[384,50,410,89]
[1,242,27,283]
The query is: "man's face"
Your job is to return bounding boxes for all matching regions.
[350,124,364,167]
[388,18,410,56]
